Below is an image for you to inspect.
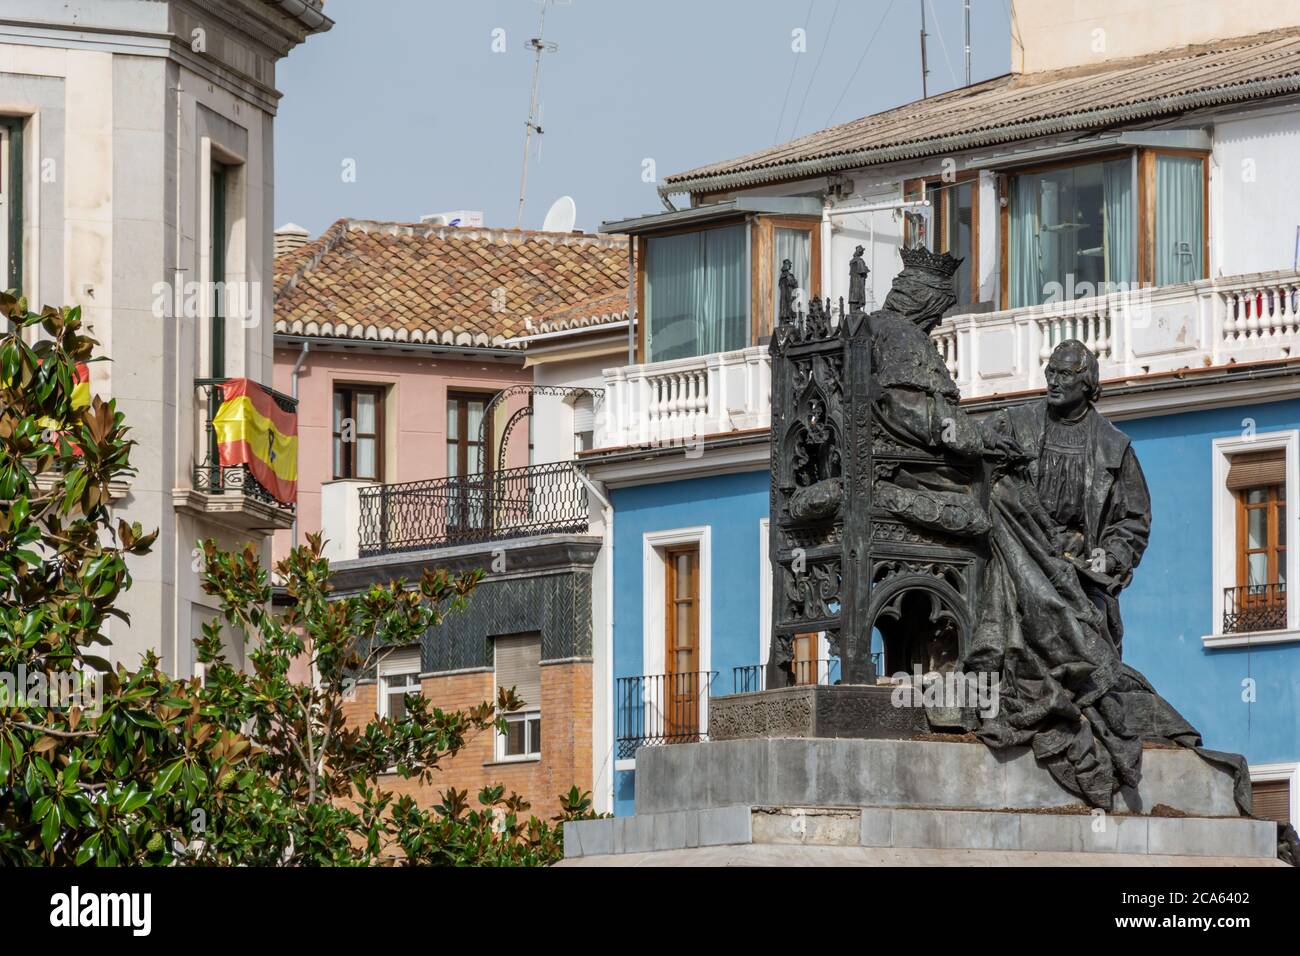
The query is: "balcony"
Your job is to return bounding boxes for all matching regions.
[1223,583,1288,635]
[598,345,770,450]
[174,378,297,532]
[730,657,865,693]
[354,460,590,558]
[615,671,717,759]
[934,270,1300,399]
[615,659,873,760]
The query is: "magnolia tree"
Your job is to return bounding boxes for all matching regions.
[0,295,593,866]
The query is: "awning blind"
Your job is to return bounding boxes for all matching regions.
[378,645,421,677]
[573,396,595,434]
[1251,779,1291,824]
[1226,450,1286,490]
[495,634,541,711]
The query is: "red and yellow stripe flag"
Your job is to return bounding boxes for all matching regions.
[71,363,90,410]
[211,378,298,504]
[37,363,91,456]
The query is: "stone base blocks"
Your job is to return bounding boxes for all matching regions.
[564,804,1278,862]
[633,737,1241,817]
[565,737,1278,865]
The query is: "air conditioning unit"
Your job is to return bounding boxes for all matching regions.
[419,210,484,228]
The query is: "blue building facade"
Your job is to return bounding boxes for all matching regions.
[586,28,1300,822]
[601,396,1300,817]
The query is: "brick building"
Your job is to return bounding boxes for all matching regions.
[272,219,627,813]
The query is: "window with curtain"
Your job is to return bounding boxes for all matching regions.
[645,224,748,363]
[1155,154,1204,285]
[333,384,383,480]
[773,227,811,324]
[1009,157,1135,308]
[923,181,975,307]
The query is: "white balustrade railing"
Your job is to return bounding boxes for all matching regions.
[596,271,1300,449]
[599,345,770,449]
[934,269,1300,398]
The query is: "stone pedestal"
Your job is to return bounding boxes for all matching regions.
[562,737,1281,866]
[708,685,929,741]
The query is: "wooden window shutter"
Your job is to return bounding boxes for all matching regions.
[495,634,542,711]
[1251,779,1291,824]
[378,645,421,677]
[1227,450,1286,490]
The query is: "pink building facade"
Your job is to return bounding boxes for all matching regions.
[271,343,532,561]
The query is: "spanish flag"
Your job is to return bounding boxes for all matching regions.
[211,378,298,504]
[71,363,90,410]
[38,363,91,456]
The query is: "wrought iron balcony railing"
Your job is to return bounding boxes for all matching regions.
[615,671,717,760]
[357,460,589,557]
[193,378,297,514]
[730,657,853,694]
[1223,583,1287,634]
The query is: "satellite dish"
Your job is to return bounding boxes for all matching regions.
[542,195,577,233]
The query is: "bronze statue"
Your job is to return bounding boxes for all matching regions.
[766,248,1252,816]
[848,244,869,313]
[978,341,1150,655]
[777,258,798,324]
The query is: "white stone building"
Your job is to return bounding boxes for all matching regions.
[0,0,331,674]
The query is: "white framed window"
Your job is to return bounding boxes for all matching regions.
[1207,430,1300,647]
[642,526,712,683]
[620,526,713,771]
[495,633,541,761]
[377,646,421,720]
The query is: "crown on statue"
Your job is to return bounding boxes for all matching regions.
[898,246,964,277]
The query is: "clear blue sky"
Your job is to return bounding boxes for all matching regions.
[274,0,1012,236]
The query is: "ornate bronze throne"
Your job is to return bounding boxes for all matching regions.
[766,265,988,691]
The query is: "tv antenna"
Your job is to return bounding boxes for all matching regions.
[515,0,566,229]
[919,0,930,98]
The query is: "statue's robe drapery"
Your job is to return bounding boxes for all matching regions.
[980,402,1150,653]
[966,401,1251,812]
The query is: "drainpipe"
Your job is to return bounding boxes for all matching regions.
[820,198,833,305]
[573,463,616,813]
[289,340,310,548]
[626,235,636,365]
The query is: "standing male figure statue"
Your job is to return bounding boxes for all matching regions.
[777,258,799,324]
[968,339,1248,811]
[978,340,1151,655]
[848,244,869,313]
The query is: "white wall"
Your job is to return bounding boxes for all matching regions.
[530,351,613,463]
[1212,107,1300,278]
[1011,0,1300,74]
[826,181,907,311]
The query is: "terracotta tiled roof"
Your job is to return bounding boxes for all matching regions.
[273,219,629,348]
[663,29,1300,195]
[528,291,630,336]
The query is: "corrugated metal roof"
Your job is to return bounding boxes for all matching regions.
[663,30,1300,195]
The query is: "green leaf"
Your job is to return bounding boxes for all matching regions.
[74,831,101,865]
[40,807,60,851]
[152,760,184,798]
